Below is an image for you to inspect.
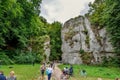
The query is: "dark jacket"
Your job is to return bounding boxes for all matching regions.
[0,74,6,80]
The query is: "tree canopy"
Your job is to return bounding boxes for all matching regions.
[0,0,62,64]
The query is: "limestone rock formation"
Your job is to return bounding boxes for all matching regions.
[44,36,50,62]
[61,16,114,64]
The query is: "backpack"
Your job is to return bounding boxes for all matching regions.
[46,68,52,75]
[41,66,45,71]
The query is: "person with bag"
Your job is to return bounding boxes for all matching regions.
[40,63,46,80]
[0,71,6,80]
[69,65,73,76]
[46,65,53,80]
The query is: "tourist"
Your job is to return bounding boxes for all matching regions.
[46,65,53,80]
[40,63,46,80]
[63,67,69,79]
[64,67,69,75]
[0,71,6,80]
[60,70,67,80]
[69,65,73,76]
[80,69,87,77]
[7,71,16,80]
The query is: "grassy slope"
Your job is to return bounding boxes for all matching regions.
[0,64,40,80]
[59,64,120,80]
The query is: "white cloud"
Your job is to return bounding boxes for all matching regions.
[40,0,95,23]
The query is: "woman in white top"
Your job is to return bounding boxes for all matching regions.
[46,65,53,80]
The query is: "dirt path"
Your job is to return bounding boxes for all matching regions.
[37,64,62,80]
[37,64,76,80]
[52,64,62,80]
[52,64,77,80]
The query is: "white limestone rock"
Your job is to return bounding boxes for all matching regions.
[61,16,114,64]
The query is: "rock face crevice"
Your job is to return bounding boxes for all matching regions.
[61,16,114,64]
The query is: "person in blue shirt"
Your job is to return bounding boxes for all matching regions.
[0,71,6,80]
[46,65,53,80]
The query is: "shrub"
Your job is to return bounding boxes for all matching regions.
[15,52,36,64]
[101,56,119,67]
[79,49,85,54]
[64,27,75,41]
[0,52,14,65]
[35,53,44,63]
[81,52,92,65]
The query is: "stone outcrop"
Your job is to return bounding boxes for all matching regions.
[44,36,50,62]
[61,16,114,64]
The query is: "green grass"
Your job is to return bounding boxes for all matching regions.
[59,64,120,80]
[0,64,40,80]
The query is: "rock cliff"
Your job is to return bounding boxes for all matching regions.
[61,16,114,64]
[44,36,50,62]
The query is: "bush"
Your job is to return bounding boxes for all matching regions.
[36,53,44,63]
[101,56,119,67]
[81,52,92,65]
[0,52,14,65]
[79,49,85,54]
[15,52,35,64]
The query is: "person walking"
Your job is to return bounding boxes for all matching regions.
[69,65,73,76]
[0,71,6,80]
[60,70,68,80]
[40,63,46,80]
[46,65,53,80]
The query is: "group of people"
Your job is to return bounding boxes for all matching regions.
[0,70,16,80]
[41,63,74,80]
[60,65,73,80]
[40,61,120,80]
[40,62,55,80]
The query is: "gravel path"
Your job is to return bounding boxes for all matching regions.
[37,64,62,80]
[52,64,62,80]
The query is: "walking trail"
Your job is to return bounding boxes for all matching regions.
[37,63,62,80]
[52,64,62,80]
[37,63,76,80]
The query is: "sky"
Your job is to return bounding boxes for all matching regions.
[40,0,95,23]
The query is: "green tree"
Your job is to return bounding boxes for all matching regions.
[88,0,105,27]
[102,0,120,66]
[47,22,62,61]
[0,0,47,64]
[88,0,120,66]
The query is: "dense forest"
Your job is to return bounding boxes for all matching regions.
[0,0,120,67]
[0,0,62,64]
